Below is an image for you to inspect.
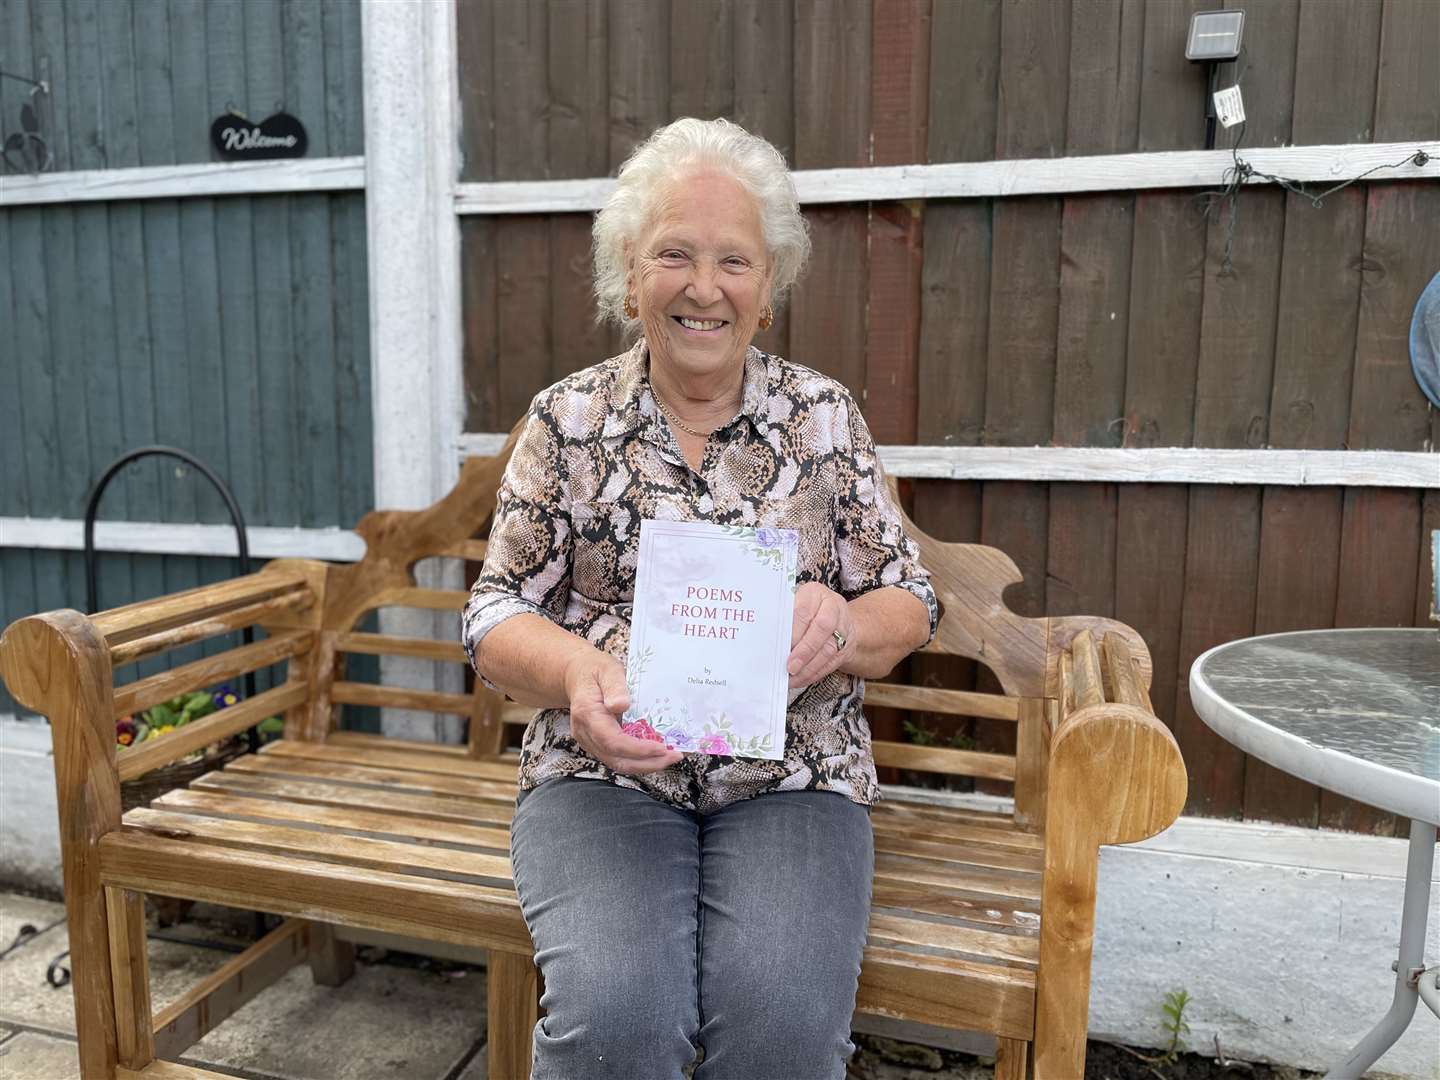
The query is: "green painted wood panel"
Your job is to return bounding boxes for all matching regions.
[0,1,374,721]
[0,194,373,528]
[0,0,364,173]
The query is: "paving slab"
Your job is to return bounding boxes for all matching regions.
[187,961,485,1080]
[455,1043,487,1080]
[0,1030,82,1080]
[0,894,65,957]
[0,922,234,1036]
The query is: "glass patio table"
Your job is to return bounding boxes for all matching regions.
[1190,628,1439,1080]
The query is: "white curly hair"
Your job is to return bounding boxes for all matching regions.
[592,117,811,326]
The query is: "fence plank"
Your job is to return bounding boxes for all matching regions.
[1112,484,1187,734]
[790,0,870,400]
[1052,194,1132,448]
[1134,0,1207,151]
[457,0,495,182]
[732,0,794,158]
[926,0,998,164]
[1326,487,1424,832]
[495,0,549,183]
[1192,190,1285,448]
[862,0,929,444]
[207,1,261,531]
[608,0,670,170]
[1222,0,1298,150]
[549,214,614,381]
[1374,0,1440,143]
[670,0,732,121]
[1064,0,1143,158]
[548,0,609,182]
[793,0,870,170]
[462,219,502,431]
[1174,486,1259,816]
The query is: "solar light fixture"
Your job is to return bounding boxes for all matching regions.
[1187,10,1245,149]
[1186,10,1245,62]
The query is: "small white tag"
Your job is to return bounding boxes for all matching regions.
[1213,85,1245,128]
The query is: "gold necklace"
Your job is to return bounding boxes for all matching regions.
[653,390,732,438]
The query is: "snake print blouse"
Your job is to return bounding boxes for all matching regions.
[462,340,938,813]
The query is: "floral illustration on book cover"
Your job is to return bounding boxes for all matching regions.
[624,521,798,760]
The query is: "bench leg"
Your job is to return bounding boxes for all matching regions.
[487,950,539,1080]
[306,922,356,986]
[105,887,155,1072]
[995,1037,1029,1080]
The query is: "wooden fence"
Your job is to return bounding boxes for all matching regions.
[455,0,1439,833]
[0,0,373,713]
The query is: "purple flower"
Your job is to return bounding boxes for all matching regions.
[665,730,696,752]
[756,528,784,548]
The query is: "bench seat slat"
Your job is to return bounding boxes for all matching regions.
[122,809,514,887]
[261,740,521,783]
[152,788,512,852]
[870,815,1043,852]
[324,730,473,756]
[874,856,1042,904]
[192,770,516,826]
[856,945,1034,1040]
[228,753,517,800]
[875,884,1041,933]
[867,912,1037,969]
[872,833,1042,875]
[98,832,531,954]
[871,799,1035,834]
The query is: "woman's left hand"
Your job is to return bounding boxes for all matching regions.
[787,582,855,689]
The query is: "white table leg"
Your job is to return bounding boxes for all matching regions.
[1325,818,1437,1079]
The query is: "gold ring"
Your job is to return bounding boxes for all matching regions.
[832,630,846,651]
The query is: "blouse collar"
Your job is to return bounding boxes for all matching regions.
[605,339,772,440]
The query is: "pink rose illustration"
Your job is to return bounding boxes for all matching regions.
[697,733,732,755]
[622,719,665,744]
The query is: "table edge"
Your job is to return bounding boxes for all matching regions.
[1189,636,1440,827]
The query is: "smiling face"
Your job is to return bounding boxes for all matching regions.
[629,169,772,395]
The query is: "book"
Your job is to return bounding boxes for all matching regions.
[623,520,798,759]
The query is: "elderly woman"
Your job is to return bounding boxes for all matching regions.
[463,118,936,1079]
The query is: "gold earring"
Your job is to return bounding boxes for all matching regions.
[758,305,774,331]
[623,295,638,320]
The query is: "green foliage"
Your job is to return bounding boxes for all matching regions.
[1159,988,1192,1059]
[902,717,975,751]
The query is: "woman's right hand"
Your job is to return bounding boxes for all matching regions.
[563,653,683,775]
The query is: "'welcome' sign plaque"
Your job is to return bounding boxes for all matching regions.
[210,111,308,161]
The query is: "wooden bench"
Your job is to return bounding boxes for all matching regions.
[0,433,1186,1080]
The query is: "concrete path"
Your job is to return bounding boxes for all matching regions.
[0,892,488,1080]
[0,890,1005,1080]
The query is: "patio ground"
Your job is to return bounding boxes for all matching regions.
[0,889,1319,1080]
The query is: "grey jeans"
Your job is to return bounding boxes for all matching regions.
[509,777,874,1080]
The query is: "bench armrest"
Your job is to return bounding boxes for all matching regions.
[1031,629,1187,1075]
[0,563,327,781]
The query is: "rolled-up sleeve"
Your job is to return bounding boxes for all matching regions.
[832,394,939,644]
[461,402,574,686]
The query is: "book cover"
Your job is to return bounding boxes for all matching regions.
[623,520,798,759]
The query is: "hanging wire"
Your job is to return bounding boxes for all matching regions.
[1191,49,1432,273]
